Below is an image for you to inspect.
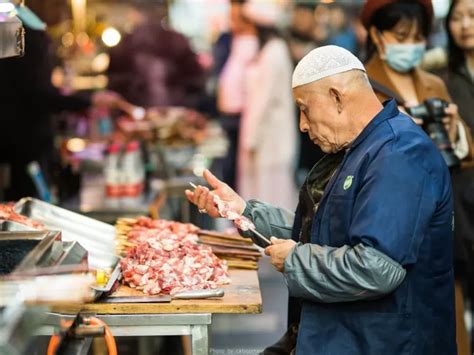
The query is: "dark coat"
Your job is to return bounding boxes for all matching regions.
[443,65,474,133]
[441,65,474,267]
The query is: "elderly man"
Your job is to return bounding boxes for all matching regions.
[185,46,456,355]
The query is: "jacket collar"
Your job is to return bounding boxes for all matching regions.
[350,99,399,151]
[313,99,399,213]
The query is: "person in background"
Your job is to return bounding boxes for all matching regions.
[445,0,474,349]
[216,0,258,190]
[107,0,205,108]
[288,4,325,188]
[0,0,124,201]
[312,4,330,46]
[288,4,316,65]
[237,0,297,211]
[212,32,232,84]
[327,4,358,54]
[361,1,472,354]
[351,15,369,60]
[446,0,474,135]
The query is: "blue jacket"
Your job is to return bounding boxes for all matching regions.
[293,99,456,355]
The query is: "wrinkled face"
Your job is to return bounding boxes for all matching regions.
[449,0,474,51]
[293,85,346,154]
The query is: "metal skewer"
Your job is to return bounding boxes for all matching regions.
[188,182,272,246]
[248,227,272,247]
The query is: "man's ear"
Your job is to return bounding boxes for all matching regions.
[329,88,343,114]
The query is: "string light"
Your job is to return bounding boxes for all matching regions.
[101,27,121,47]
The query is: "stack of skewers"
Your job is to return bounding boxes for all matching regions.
[198,230,262,270]
[115,218,138,255]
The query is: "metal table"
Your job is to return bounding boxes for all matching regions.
[40,313,211,355]
[39,269,262,355]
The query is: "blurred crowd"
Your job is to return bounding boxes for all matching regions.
[210,1,366,210]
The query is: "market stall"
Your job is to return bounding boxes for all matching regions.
[0,198,263,355]
[59,106,227,224]
[0,1,270,353]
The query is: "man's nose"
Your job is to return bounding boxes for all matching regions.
[299,114,309,132]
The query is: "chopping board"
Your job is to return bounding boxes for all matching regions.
[51,269,262,315]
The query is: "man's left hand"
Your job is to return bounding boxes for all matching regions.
[265,238,297,272]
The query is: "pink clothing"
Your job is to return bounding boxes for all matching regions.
[238,38,297,211]
[217,35,259,115]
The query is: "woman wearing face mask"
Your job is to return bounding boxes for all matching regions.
[361,1,472,354]
[445,0,474,349]
[362,0,472,158]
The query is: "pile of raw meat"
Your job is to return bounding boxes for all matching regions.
[0,204,45,229]
[119,217,230,295]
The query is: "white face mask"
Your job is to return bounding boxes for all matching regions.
[384,42,426,73]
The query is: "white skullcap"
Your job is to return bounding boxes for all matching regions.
[292,45,366,89]
[242,0,286,28]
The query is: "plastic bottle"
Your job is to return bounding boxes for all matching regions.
[104,143,122,198]
[122,141,144,198]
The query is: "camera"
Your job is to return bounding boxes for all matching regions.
[406,98,460,169]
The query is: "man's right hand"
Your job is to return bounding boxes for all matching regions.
[184,169,246,219]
